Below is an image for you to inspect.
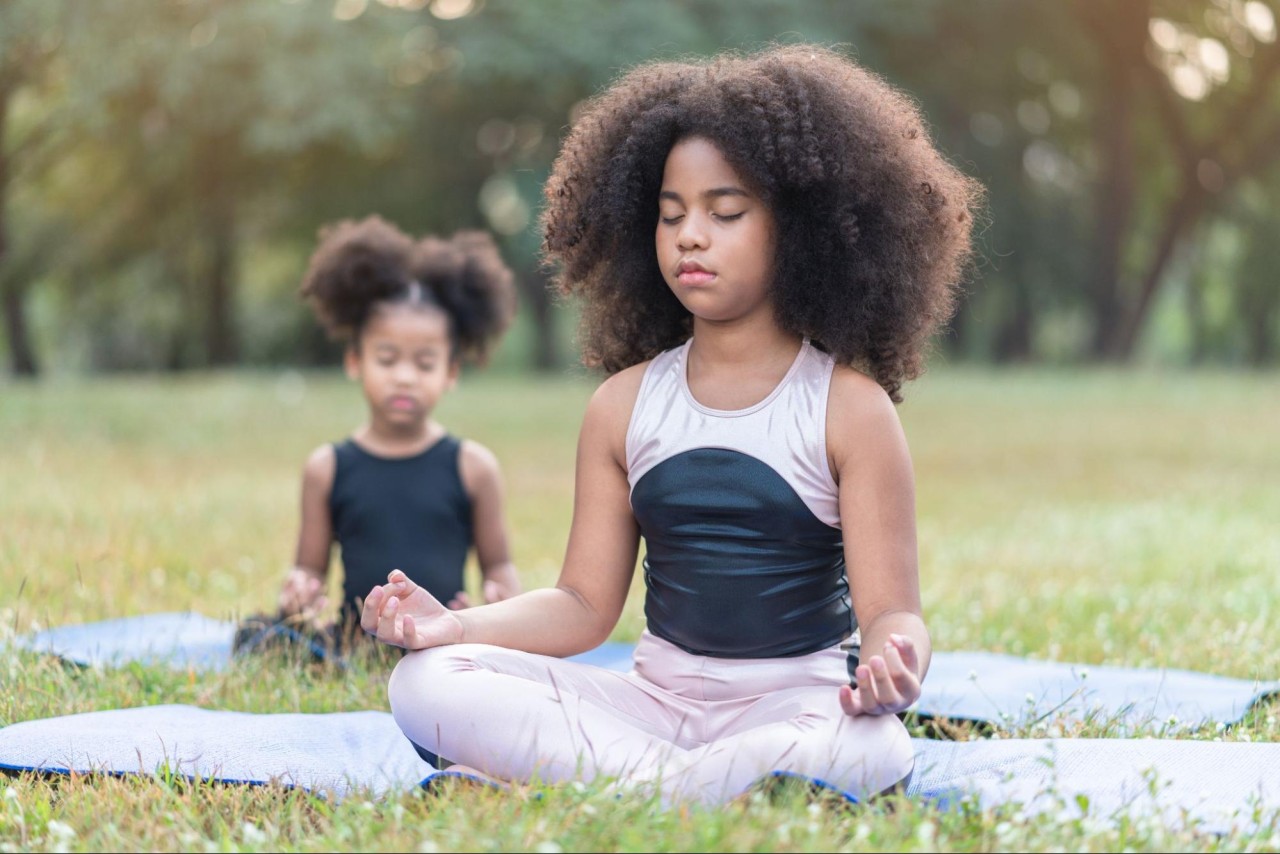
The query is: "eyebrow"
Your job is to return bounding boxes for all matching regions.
[659,187,750,202]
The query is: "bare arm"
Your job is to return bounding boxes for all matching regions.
[826,369,930,717]
[279,445,335,619]
[363,366,647,656]
[457,440,521,604]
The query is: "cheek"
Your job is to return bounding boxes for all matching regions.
[743,222,776,278]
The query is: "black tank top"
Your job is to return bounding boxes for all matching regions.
[626,340,854,658]
[328,435,473,623]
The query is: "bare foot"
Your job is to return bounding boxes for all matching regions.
[428,764,510,792]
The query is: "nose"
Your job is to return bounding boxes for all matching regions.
[676,212,709,251]
[392,360,417,384]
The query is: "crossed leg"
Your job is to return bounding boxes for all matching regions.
[388,643,913,806]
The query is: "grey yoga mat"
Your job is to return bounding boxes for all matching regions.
[14,613,1277,730]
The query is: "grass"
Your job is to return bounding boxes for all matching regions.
[1,366,1278,851]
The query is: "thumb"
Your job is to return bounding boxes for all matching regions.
[483,580,503,604]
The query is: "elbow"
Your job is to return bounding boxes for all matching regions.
[555,583,618,650]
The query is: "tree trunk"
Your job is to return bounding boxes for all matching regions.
[1113,186,1207,359]
[1186,269,1209,366]
[0,82,38,377]
[2,289,37,377]
[1239,216,1280,367]
[1082,3,1146,359]
[203,189,238,367]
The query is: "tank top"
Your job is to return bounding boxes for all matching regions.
[329,435,472,623]
[626,338,854,658]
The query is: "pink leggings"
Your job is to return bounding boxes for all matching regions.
[388,630,914,805]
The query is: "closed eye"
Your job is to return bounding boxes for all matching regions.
[660,215,685,225]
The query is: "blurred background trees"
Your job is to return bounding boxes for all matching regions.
[0,0,1276,377]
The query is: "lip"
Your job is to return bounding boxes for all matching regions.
[387,395,419,411]
[676,259,716,286]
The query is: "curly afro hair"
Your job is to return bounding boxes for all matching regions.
[300,215,516,364]
[542,44,982,401]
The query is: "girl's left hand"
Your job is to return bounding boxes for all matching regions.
[838,633,921,717]
[362,570,463,650]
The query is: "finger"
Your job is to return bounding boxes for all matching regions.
[838,683,864,717]
[386,573,421,603]
[889,633,920,677]
[379,596,403,646]
[401,614,420,649]
[882,642,920,699]
[855,662,882,713]
[483,580,502,604]
[869,655,904,711]
[447,591,471,611]
[361,586,385,634]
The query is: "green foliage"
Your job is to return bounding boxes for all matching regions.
[1,0,1279,374]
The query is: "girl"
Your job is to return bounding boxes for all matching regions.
[362,46,981,804]
[276,216,522,641]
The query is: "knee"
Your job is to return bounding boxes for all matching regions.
[387,644,481,721]
[863,714,915,795]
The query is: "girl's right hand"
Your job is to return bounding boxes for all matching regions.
[361,569,464,650]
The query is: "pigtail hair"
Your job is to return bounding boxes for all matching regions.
[299,216,416,341]
[413,230,517,365]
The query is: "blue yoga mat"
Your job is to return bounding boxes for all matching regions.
[14,613,238,672]
[12,611,636,674]
[1,704,1276,833]
[14,613,1277,730]
[916,650,1279,732]
[0,705,432,797]
[906,736,1280,834]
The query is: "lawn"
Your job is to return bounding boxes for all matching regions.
[1,367,1278,851]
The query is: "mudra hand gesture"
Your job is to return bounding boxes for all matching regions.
[361,569,464,650]
[838,633,922,718]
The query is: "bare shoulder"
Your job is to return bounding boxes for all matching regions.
[302,443,337,488]
[826,365,906,461]
[584,360,651,430]
[581,360,652,461]
[458,438,502,495]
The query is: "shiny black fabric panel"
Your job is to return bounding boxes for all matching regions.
[631,448,853,658]
[329,437,473,622]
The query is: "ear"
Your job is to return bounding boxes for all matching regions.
[446,358,461,391]
[343,345,361,380]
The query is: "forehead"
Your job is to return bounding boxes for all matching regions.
[660,137,748,190]
[361,304,450,348]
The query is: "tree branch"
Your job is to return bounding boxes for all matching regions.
[1135,57,1198,168]
[1202,39,1280,160]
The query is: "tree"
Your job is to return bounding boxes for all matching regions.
[1075,0,1280,359]
[56,0,409,367]
[0,0,71,377]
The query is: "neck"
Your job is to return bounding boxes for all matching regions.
[358,418,442,454]
[689,312,802,369]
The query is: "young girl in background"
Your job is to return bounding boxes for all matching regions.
[362,45,981,804]
[276,216,521,641]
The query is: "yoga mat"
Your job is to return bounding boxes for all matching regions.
[2,704,1276,833]
[13,613,238,672]
[0,705,432,797]
[11,612,635,674]
[914,651,1280,732]
[13,614,1279,728]
[905,737,1280,835]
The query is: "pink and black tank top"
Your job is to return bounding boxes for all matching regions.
[626,338,855,658]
